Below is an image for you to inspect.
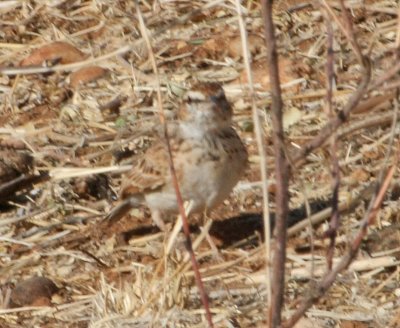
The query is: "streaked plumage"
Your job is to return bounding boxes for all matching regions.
[106,83,248,229]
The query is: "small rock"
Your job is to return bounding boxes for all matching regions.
[69,66,108,88]
[20,41,85,66]
[10,276,58,307]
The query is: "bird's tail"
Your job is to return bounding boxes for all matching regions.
[105,198,141,225]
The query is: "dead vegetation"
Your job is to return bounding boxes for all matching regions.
[0,0,400,327]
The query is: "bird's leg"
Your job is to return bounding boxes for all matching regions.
[150,209,167,231]
[201,208,221,258]
[200,207,212,225]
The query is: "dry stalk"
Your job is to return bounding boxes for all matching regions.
[292,2,372,166]
[322,9,340,271]
[285,4,400,322]
[287,182,376,237]
[135,2,213,327]
[283,148,399,327]
[322,0,364,63]
[0,172,49,200]
[233,0,271,317]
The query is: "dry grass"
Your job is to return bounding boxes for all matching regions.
[1,1,400,327]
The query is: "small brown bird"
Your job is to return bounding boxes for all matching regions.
[106,83,248,229]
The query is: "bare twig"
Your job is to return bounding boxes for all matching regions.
[287,182,376,237]
[283,154,398,327]
[285,4,400,321]
[283,2,383,326]
[322,0,364,63]
[292,57,371,165]
[322,10,340,270]
[291,1,372,168]
[135,3,214,327]
[233,0,272,315]
[261,1,290,326]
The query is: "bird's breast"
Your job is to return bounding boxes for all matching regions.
[144,128,247,214]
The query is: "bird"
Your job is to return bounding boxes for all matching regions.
[106,83,248,230]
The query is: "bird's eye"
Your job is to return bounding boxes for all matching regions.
[186,93,204,103]
[186,90,207,103]
[210,90,226,104]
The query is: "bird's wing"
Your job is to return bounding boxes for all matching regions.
[120,139,171,199]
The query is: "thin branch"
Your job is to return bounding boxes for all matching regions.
[284,3,380,326]
[292,57,371,165]
[285,6,400,320]
[321,0,363,63]
[292,1,372,166]
[135,3,214,327]
[287,182,376,237]
[283,154,398,327]
[322,9,340,271]
[261,0,290,326]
